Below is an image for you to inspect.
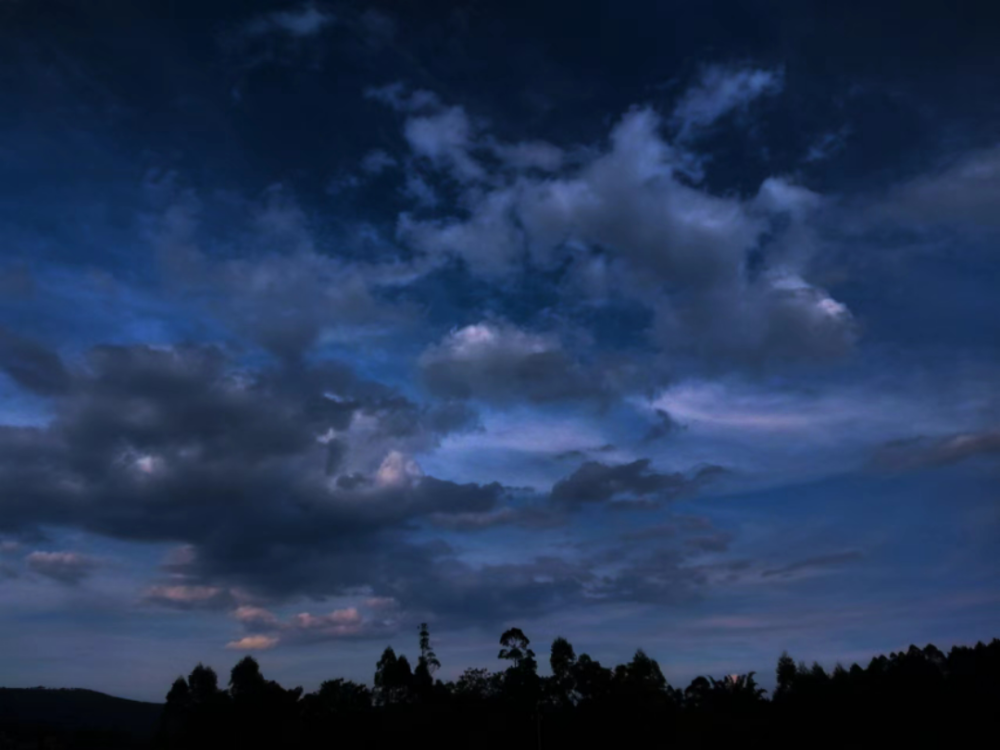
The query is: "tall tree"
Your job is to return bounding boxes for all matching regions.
[374,646,413,706]
[775,651,797,699]
[188,664,221,706]
[548,637,577,707]
[229,656,265,701]
[499,627,536,670]
[415,622,441,696]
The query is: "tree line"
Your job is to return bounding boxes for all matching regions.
[154,626,1000,749]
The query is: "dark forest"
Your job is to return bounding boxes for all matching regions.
[149,626,1000,750]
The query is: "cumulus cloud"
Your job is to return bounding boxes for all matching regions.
[0,342,501,609]
[419,322,606,404]
[395,101,855,368]
[670,64,784,140]
[25,551,99,585]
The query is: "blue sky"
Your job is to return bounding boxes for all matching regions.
[0,0,998,702]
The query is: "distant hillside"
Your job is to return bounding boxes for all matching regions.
[0,687,162,742]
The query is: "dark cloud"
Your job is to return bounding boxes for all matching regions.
[0,342,500,608]
[25,551,99,585]
[762,551,863,579]
[619,515,715,542]
[426,506,563,532]
[871,431,1000,472]
[0,326,71,396]
[643,409,684,442]
[550,459,725,510]
[147,180,421,364]
[875,144,1000,231]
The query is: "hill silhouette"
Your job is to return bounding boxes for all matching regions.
[0,687,162,748]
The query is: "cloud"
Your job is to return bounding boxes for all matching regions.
[402,172,440,208]
[148,181,421,361]
[0,326,71,396]
[0,342,502,609]
[360,149,398,176]
[762,551,864,579]
[670,64,784,140]
[365,83,442,113]
[643,409,684,442]
[244,2,335,39]
[143,584,236,610]
[550,459,725,510]
[419,322,606,404]
[404,105,487,183]
[228,603,397,648]
[804,126,851,163]
[25,551,99,585]
[426,506,562,532]
[395,103,855,368]
[491,140,564,172]
[226,635,279,651]
[872,431,1000,472]
[876,144,1000,229]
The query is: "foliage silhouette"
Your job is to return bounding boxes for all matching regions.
[147,631,1000,750]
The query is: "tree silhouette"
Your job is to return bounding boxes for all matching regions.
[228,655,265,701]
[186,664,220,706]
[150,632,1000,750]
[498,627,534,669]
[775,651,796,700]
[374,646,413,706]
[548,637,577,708]
[414,622,441,698]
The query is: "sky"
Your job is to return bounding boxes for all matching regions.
[0,0,998,702]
